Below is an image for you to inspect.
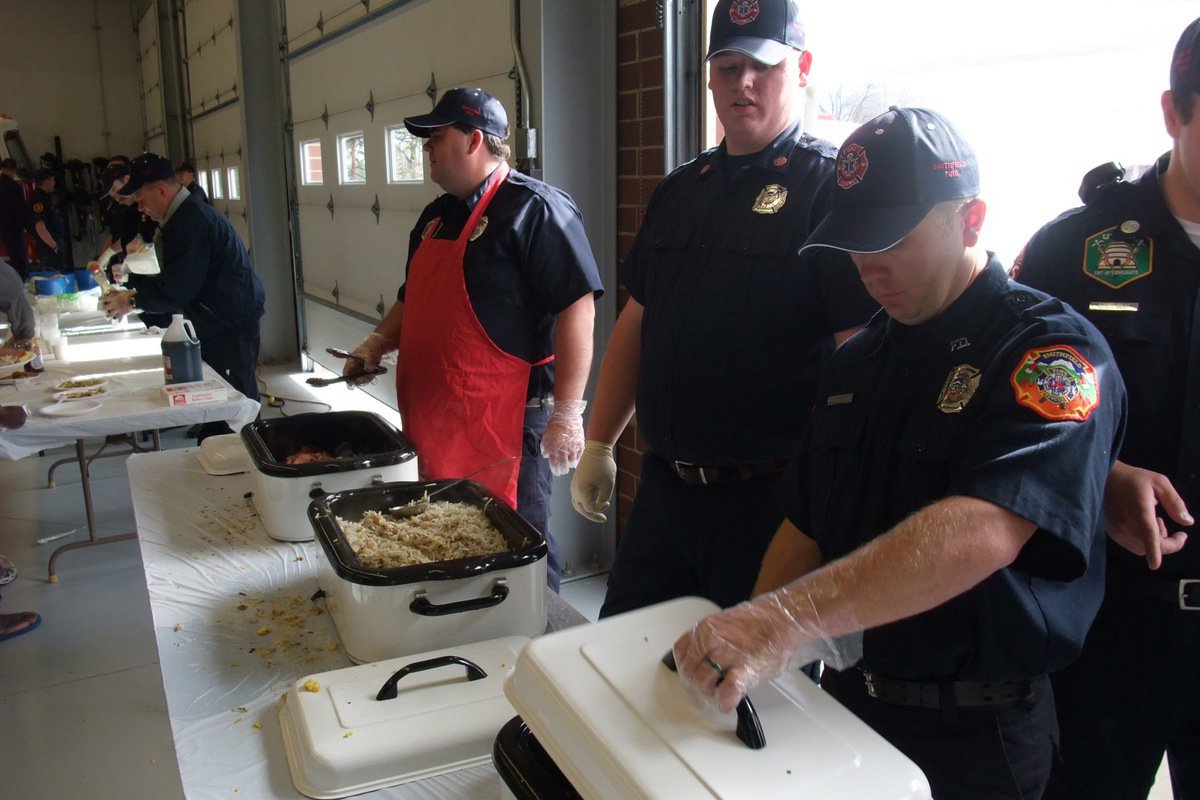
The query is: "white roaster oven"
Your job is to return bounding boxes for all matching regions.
[239,411,419,543]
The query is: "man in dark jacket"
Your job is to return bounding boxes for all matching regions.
[99,153,264,423]
[0,158,29,278]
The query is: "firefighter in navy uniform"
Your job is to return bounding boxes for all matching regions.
[673,107,1127,800]
[1012,18,1200,800]
[571,0,877,618]
[0,158,29,278]
[29,168,67,271]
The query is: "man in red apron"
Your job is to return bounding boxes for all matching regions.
[344,88,603,590]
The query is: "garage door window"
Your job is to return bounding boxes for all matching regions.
[227,166,240,199]
[386,126,423,183]
[197,169,209,195]
[211,169,224,199]
[300,139,323,185]
[338,131,366,184]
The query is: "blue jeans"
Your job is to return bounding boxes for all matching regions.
[517,404,560,591]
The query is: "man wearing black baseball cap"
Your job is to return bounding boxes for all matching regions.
[100,152,265,432]
[340,88,602,590]
[572,0,875,622]
[674,107,1126,798]
[1014,18,1200,800]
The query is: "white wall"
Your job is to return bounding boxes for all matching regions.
[0,0,143,163]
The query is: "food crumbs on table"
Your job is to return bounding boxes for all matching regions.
[233,707,247,713]
[253,722,263,730]
[343,731,353,739]
[303,678,321,692]
[256,626,270,636]
[173,623,183,632]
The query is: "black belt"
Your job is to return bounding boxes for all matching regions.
[1124,577,1200,610]
[670,458,789,485]
[859,670,1035,710]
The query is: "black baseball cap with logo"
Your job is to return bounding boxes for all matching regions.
[1171,17,1200,101]
[118,152,176,196]
[800,107,980,255]
[706,0,805,66]
[404,88,509,140]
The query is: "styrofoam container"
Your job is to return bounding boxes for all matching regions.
[240,411,418,542]
[308,479,548,664]
[280,635,531,799]
[501,596,932,800]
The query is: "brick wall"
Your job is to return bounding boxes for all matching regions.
[614,0,665,535]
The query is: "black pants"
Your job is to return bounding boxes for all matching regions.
[2,229,27,278]
[516,404,560,591]
[195,327,261,442]
[1045,573,1200,800]
[823,667,1057,799]
[599,451,785,618]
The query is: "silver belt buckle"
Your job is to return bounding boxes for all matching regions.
[1180,579,1200,611]
[863,671,878,698]
[673,460,709,485]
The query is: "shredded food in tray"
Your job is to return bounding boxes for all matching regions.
[337,501,510,569]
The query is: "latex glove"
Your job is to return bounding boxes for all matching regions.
[99,290,134,320]
[570,441,616,522]
[540,399,587,475]
[110,261,127,284]
[672,587,862,713]
[97,245,118,269]
[343,332,392,384]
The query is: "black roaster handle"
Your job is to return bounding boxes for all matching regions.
[375,655,488,701]
[661,650,766,749]
[409,579,509,616]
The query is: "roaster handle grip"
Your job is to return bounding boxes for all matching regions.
[409,579,509,617]
[375,655,488,700]
[661,650,766,749]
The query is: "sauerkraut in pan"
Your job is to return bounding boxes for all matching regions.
[336,501,510,569]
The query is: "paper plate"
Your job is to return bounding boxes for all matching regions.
[53,377,108,392]
[53,386,108,402]
[0,348,34,376]
[40,400,103,417]
[197,433,252,475]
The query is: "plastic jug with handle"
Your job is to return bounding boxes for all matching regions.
[161,313,203,385]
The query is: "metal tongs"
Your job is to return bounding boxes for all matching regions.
[387,455,517,518]
[306,347,387,386]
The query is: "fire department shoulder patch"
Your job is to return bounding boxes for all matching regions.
[837,143,868,189]
[421,217,441,240]
[1082,226,1152,289]
[1010,344,1099,422]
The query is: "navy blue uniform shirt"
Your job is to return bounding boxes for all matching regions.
[786,258,1126,681]
[1015,153,1200,579]
[29,189,65,241]
[401,167,603,399]
[0,174,27,235]
[130,191,264,343]
[620,119,878,465]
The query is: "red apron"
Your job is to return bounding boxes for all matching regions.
[395,164,541,507]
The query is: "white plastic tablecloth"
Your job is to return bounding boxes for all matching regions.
[0,353,260,460]
[128,449,588,800]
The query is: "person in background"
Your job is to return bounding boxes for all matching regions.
[176,161,210,205]
[98,153,265,439]
[1012,18,1200,800]
[342,87,603,591]
[29,168,67,271]
[571,0,877,617]
[673,107,1126,799]
[0,260,35,346]
[0,158,30,278]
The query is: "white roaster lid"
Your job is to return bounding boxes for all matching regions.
[504,597,932,800]
[280,635,531,799]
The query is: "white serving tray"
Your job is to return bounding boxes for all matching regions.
[281,635,530,799]
[196,432,251,475]
[504,597,932,800]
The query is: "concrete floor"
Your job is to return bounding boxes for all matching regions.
[0,364,1174,799]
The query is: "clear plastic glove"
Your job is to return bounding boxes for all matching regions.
[672,587,862,714]
[97,245,118,269]
[344,332,392,384]
[540,399,587,476]
[570,441,616,522]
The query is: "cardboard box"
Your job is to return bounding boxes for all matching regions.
[163,379,228,406]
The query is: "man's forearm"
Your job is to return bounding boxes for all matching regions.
[552,294,595,402]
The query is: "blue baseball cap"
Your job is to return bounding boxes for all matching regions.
[118,152,176,196]
[801,107,980,255]
[404,88,509,140]
[706,0,805,66]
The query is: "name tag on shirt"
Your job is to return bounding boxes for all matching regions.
[1088,302,1139,313]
